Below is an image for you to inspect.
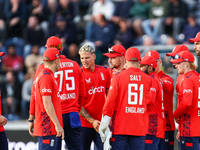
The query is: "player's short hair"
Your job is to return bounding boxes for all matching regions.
[189,62,196,70]
[79,45,95,54]
[128,60,139,64]
[43,56,55,65]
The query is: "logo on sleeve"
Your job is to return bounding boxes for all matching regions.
[164,80,172,84]
[42,87,52,93]
[100,72,105,80]
[150,88,156,92]
[33,77,39,85]
[183,89,192,94]
[55,80,58,85]
[85,78,91,84]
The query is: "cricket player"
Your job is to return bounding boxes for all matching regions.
[28,36,64,127]
[189,31,200,56]
[99,47,152,150]
[103,44,126,78]
[33,48,64,150]
[166,45,190,146]
[79,44,111,150]
[0,52,8,150]
[140,56,165,150]
[171,51,200,150]
[28,36,90,150]
[54,54,86,150]
[145,50,175,150]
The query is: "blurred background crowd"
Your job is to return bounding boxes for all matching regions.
[0,0,199,120]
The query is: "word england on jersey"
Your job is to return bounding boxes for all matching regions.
[125,107,145,114]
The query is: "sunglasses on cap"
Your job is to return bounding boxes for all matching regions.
[172,54,189,62]
[170,56,175,59]
[47,43,63,50]
[108,48,124,55]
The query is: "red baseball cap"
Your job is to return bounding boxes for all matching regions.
[140,56,157,69]
[103,44,126,58]
[166,45,189,57]
[170,51,194,64]
[43,48,61,61]
[125,47,141,61]
[0,52,5,56]
[145,50,160,59]
[189,31,200,43]
[45,36,63,51]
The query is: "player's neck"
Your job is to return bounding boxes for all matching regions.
[156,68,161,74]
[44,65,55,73]
[87,64,95,72]
[127,64,139,69]
[116,64,125,71]
[184,68,193,75]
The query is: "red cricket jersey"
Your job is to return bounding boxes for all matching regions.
[33,68,63,136]
[176,74,184,131]
[54,56,86,114]
[176,74,184,108]
[0,90,4,132]
[29,63,44,115]
[147,72,165,139]
[157,71,175,131]
[80,65,111,128]
[102,68,152,136]
[174,71,200,137]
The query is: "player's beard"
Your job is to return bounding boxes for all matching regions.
[56,63,60,72]
[196,49,200,56]
[111,61,121,69]
[111,63,120,69]
[172,64,176,69]
[144,66,149,75]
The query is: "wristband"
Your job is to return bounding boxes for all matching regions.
[28,120,34,122]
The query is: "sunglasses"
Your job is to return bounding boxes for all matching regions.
[170,56,175,59]
[172,54,189,62]
[48,43,63,50]
[108,48,124,55]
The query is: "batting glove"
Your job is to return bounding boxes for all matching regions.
[104,130,112,150]
[99,115,111,142]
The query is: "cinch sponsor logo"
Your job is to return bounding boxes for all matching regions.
[183,89,192,94]
[42,88,52,93]
[88,86,105,95]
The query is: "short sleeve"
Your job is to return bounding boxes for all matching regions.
[39,75,54,96]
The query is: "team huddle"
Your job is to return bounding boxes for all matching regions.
[24,31,200,150]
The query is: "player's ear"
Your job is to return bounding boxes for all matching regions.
[55,58,60,64]
[148,66,154,72]
[93,53,96,60]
